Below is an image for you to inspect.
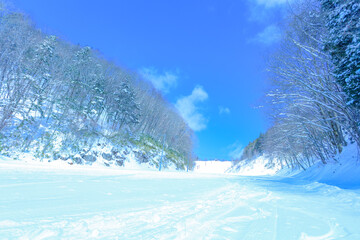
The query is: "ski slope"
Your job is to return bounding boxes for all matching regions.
[193,160,233,174]
[1,161,360,239]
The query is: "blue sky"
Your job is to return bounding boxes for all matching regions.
[10,0,287,160]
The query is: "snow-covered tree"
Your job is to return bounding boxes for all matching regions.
[108,81,140,130]
[321,0,360,108]
[253,0,360,169]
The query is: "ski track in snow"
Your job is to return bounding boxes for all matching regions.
[1,162,360,239]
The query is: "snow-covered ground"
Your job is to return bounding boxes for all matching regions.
[1,160,360,239]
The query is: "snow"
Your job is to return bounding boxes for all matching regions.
[227,143,360,189]
[2,132,182,172]
[277,143,360,189]
[1,159,360,239]
[228,156,281,176]
[193,160,233,173]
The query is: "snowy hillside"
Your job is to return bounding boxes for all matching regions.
[0,6,194,174]
[230,143,360,188]
[228,156,281,176]
[193,158,280,176]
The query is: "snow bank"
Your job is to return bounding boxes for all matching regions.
[0,135,186,172]
[0,149,173,174]
[282,143,360,188]
[228,143,360,188]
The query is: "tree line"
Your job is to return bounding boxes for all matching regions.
[240,0,360,169]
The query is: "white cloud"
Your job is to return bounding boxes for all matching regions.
[219,106,231,115]
[252,24,282,45]
[228,142,244,160]
[139,67,178,93]
[175,86,209,131]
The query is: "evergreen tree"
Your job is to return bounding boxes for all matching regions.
[321,0,360,107]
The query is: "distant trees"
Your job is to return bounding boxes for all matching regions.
[0,5,194,165]
[240,0,360,169]
[239,133,264,161]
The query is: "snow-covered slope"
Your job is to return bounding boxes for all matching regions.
[193,158,281,176]
[228,156,281,176]
[228,143,360,189]
[193,160,233,174]
[229,142,360,189]
[279,143,360,188]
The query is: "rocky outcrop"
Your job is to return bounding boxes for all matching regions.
[82,154,96,163]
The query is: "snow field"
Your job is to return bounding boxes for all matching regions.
[0,161,360,239]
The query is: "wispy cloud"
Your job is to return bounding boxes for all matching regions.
[139,67,178,93]
[175,86,209,131]
[251,24,282,45]
[219,106,231,115]
[247,0,289,24]
[252,0,290,8]
[228,142,244,160]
